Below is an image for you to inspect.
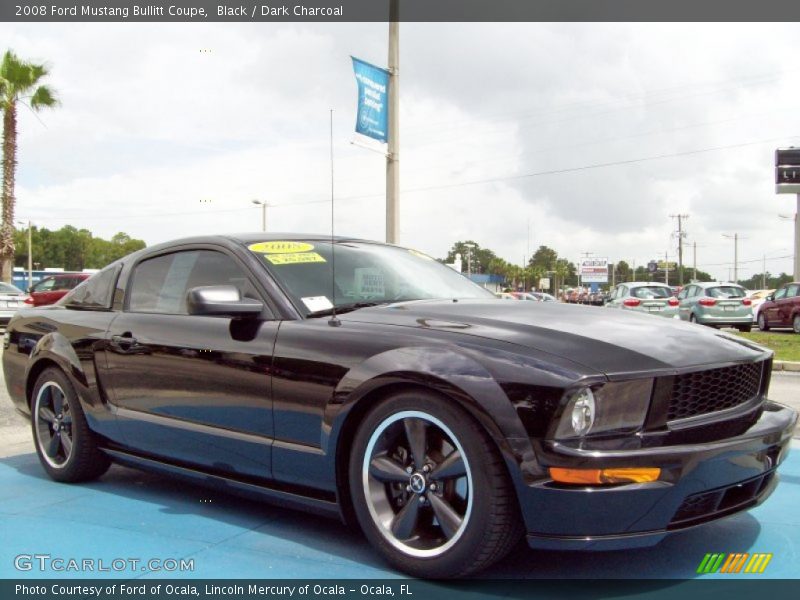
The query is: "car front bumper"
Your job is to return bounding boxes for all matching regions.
[519,401,797,551]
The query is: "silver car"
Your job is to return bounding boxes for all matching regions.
[606,282,679,318]
[0,282,26,327]
[677,281,753,332]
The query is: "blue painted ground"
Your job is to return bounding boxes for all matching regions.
[0,442,798,580]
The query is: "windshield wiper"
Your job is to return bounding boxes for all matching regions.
[306,301,390,318]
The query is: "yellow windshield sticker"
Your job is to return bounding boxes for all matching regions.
[408,248,434,261]
[266,252,326,265]
[249,241,315,254]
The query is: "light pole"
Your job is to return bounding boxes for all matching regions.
[16,220,32,290]
[251,200,268,232]
[779,211,800,281]
[722,233,742,283]
[463,243,476,277]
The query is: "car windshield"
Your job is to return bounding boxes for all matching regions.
[631,286,671,299]
[249,240,494,315]
[707,286,746,299]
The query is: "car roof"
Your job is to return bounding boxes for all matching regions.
[693,281,744,288]
[617,282,671,286]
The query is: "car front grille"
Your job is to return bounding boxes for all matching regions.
[667,361,764,422]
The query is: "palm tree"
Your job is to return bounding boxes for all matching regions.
[0,50,58,282]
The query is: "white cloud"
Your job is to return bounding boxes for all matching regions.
[3,21,798,280]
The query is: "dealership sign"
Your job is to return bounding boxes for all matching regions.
[775,147,800,193]
[352,57,389,144]
[580,258,608,283]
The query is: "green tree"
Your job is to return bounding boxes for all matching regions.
[0,50,58,282]
[528,245,558,270]
[443,240,499,274]
[14,225,146,271]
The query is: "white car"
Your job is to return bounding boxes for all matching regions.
[748,289,775,323]
[0,282,26,327]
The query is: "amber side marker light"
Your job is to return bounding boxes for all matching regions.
[549,467,661,485]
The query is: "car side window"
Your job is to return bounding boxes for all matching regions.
[128,250,255,315]
[787,284,800,297]
[774,287,788,300]
[33,277,55,292]
[63,265,121,310]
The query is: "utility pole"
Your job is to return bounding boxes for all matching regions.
[385,0,400,244]
[664,251,669,285]
[762,255,767,289]
[693,241,697,282]
[670,214,689,285]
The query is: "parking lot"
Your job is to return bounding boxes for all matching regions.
[1,353,798,581]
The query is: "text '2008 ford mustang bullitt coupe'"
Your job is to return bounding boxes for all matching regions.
[2,234,797,577]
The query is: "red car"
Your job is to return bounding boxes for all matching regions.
[757,282,800,333]
[24,273,90,307]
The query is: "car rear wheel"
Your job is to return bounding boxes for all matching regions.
[32,368,110,482]
[758,313,769,331]
[794,315,800,334]
[348,390,522,578]
[737,325,752,333]
[689,313,697,324]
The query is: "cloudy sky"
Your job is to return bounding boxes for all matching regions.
[3,22,800,280]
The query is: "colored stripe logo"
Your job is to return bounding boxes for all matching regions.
[697,553,772,574]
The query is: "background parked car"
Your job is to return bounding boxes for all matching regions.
[748,289,776,324]
[606,282,679,318]
[511,292,540,301]
[495,292,518,300]
[0,281,26,326]
[530,292,557,302]
[677,282,752,332]
[757,282,800,333]
[24,273,90,307]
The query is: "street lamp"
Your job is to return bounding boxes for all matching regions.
[463,243,476,277]
[16,220,32,290]
[779,213,799,280]
[251,199,268,232]
[722,233,743,283]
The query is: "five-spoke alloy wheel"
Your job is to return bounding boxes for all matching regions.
[31,368,110,482]
[349,390,522,578]
[34,381,74,468]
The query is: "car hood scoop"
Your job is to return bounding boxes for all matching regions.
[342,299,768,376]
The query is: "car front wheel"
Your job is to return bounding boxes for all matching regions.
[32,368,110,482]
[758,313,769,331]
[349,390,522,578]
[794,315,800,334]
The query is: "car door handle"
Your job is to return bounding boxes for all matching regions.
[112,334,137,346]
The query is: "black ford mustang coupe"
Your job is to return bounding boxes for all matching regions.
[3,234,796,577]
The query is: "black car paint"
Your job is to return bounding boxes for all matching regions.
[2,234,797,550]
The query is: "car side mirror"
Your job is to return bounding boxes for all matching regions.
[766,295,774,301]
[27,287,34,294]
[187,285,263,317]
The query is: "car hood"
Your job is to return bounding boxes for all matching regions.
[341,299,770,376]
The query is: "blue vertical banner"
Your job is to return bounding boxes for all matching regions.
[351,56,390,144]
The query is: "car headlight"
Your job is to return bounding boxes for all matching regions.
[554,379,653,439]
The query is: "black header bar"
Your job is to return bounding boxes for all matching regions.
[7,0,800,22]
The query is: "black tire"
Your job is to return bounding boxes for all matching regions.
[31,367,110,483]
[758,313,769,332]
[689,313,697,324]
[793,315,800,334]
[348,390,523,578]
[738,325,752,333]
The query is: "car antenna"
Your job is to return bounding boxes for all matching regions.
[328,108,341,327]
